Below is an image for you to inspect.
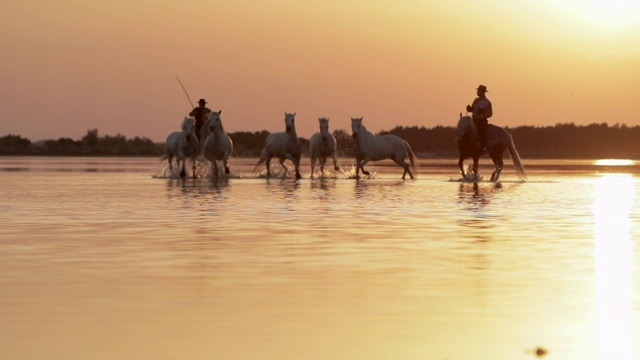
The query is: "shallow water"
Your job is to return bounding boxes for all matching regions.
[1,156,639,360]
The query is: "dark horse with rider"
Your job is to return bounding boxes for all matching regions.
[456,85,526,182]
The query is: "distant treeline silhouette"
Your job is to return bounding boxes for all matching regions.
[2,122,639,158]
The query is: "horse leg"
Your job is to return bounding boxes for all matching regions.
[332,154,340,171]
[180,159,186,179]
[167,155,174,171]
[458,156,465,178]
[319,157,327,177]
[278,158,289,177]
[294,156,302,180]
[393,157,413,180]
[359,157,371,176]
[353,156,362,179]
[310,156,317,179]
[192,157,197,179]
[212,159,219,179]
[223,157,230,175]
[265,156,272,178]
[403,161,414,180]
[490,154,504,182]
[472,156,479,180]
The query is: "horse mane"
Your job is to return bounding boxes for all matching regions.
[460,115,475,131]
[458,115,478,142]
[352,118,372,137]
[213,111,224,133]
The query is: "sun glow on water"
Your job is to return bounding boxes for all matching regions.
[592,174,635,359]
[594,159,634,166]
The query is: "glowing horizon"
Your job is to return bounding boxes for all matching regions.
[2,1,639,142]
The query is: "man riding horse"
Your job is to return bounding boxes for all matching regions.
[189,98,212,141]
[466,84,492,152]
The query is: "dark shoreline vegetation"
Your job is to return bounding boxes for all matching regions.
[2,122,640,159]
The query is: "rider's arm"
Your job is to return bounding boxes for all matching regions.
[466,98,478,113]
[485,100,493,119]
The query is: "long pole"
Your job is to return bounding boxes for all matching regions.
[176,76,195,109]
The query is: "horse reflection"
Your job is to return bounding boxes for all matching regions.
[457,182,502,212]
[310,178,336,200]
[354,180,405,199]
[210,177,230,192]
[266,178,301,198]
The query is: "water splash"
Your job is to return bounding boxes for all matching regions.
[340,165,376,179]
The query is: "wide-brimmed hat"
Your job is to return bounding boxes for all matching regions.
[198,98,207,104]
[476,85,488,93]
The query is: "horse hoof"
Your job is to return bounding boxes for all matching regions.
[334,166,340,171]
[362,171,370,176]
[295,173,302,180]
[180,170,186,178]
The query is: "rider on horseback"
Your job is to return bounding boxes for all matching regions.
[466,85,492,152]
[189,98,212,141]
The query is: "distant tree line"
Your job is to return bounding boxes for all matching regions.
[0,129,163,156]
[2,122,640,158]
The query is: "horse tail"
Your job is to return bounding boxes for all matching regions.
[253,149,267,172]
[162,133,176,161]
[507,134,526,180]
[406,141,418,177]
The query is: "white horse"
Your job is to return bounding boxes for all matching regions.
[309,117,339,178]
[164,117,200,178]
[253,112,302,179]
[350,117,417,180]
[203,110,234,178]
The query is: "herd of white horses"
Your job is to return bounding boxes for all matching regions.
[164,112,526,182]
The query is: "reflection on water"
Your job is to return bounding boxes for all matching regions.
[457,182,501,210]
[593,174,634,360]
[456,183,499,244]
[1,157,640,360]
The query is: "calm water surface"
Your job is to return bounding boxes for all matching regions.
[1,156,639,360]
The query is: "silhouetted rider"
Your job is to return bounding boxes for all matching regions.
[466,85,492,151]
[189,98,212,141]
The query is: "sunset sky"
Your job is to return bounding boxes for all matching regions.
[2,0,640,142]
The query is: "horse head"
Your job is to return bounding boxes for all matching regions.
[456,115,474,145]
[284,112,296,133]
[183,117,196,142]
[351,117,364,139]
[318,117,330,142]
[208,110,223,133]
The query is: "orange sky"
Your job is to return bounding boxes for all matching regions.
[2,0,640,142]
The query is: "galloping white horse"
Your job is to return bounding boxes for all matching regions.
[350,117,417,179]
[203,110,233,178]
[253,112,302,179]
[309,117,339,178]
[165,117,200,178]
